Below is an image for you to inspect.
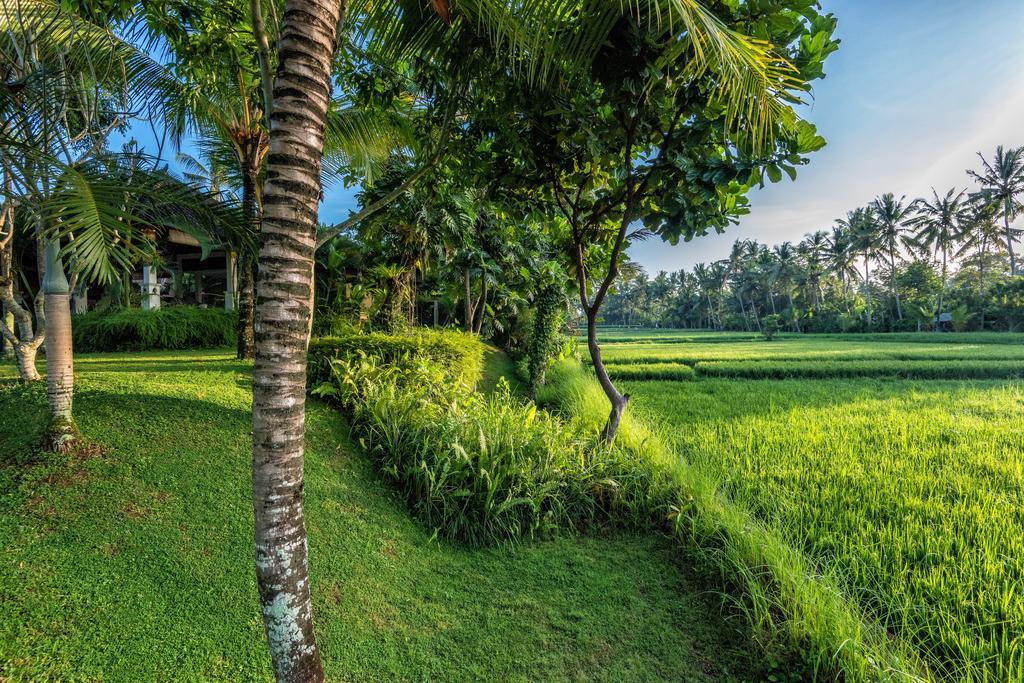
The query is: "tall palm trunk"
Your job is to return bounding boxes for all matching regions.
[936,247,948,324]
[979,236,988,330]
[42,239,77,451]
[1005,199,1017,276]
[889,249,902,322]
[237,160,259,360]
[251,1,343,680]
[735,293,748,331]
[863,255,872,326]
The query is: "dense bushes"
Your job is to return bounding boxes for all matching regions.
[73,307,236,352]
[309,330,671,546]
[308,329,921,679]
[307,329,483,388]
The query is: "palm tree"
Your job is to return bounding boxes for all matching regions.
[771,241,803,331]
[798,230,829,311]
[871,193,915,322]
[909,188,968,323]
[957,199,1018,330]
[968,146,1024,275]
[826,225,858,312]
[838,207,878,324]
[1,0,180,448]
[248,0,346,677]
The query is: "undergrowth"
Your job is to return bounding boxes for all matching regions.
[309,329,926,681]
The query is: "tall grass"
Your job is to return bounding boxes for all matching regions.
[310,330,928,680]
[628,377,1024,681]
[694,359,1024,380]
[538,361,926,682]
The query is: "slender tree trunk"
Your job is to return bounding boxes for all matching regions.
[251,1,343,680]
[463,267,474,332]
[736,294,748,331]
[936,249,948,329]
[1005,201,1017,276]
[863,256,872,326]
[979,238,988,330]
[237,162,260,360]
[473,269,486,334]
[42,239,77,452]
[890,250,902,322]
[586,313,629,442]
[750,297,762,333]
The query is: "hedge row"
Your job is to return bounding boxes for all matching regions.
[73,307,236,352]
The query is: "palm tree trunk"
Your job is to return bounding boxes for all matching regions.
[251,1,344,679]
[863,256,872,326]
[979,237,988,330]
[936,248,948,327]
[237,161,259,360]
[1005,200,1017,276]
[890,250,902,322]
[42,239,77,452]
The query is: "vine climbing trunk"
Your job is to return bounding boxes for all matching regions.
[42,239,77,452]
[251,0,343,680]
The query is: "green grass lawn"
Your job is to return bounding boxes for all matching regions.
[602,331,1024,681]
[0,350,760,682]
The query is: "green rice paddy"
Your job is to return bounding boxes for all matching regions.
[594,330,1024,681]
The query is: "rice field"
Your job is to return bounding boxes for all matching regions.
[598,330,1024,681]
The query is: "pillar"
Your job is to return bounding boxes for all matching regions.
[141,265,160,310]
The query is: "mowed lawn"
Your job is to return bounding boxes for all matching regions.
[0,351,760,682]
[604,331,1024,681]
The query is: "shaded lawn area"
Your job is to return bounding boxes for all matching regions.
[0,350,758,681]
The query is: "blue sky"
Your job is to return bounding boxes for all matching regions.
[631,0,1024,272]
[120,1,1024,272]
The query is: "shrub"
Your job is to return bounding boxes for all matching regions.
[760,314,783,341]
[307,328,483,388]
[309,333,671,547]
[72,307,236,352]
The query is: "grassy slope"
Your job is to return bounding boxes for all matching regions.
[0,350,758,682]
[609,334,1024,680]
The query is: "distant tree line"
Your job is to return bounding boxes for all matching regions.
[600,146,1024,333]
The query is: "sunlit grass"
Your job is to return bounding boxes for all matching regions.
[605,331,1024,680]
